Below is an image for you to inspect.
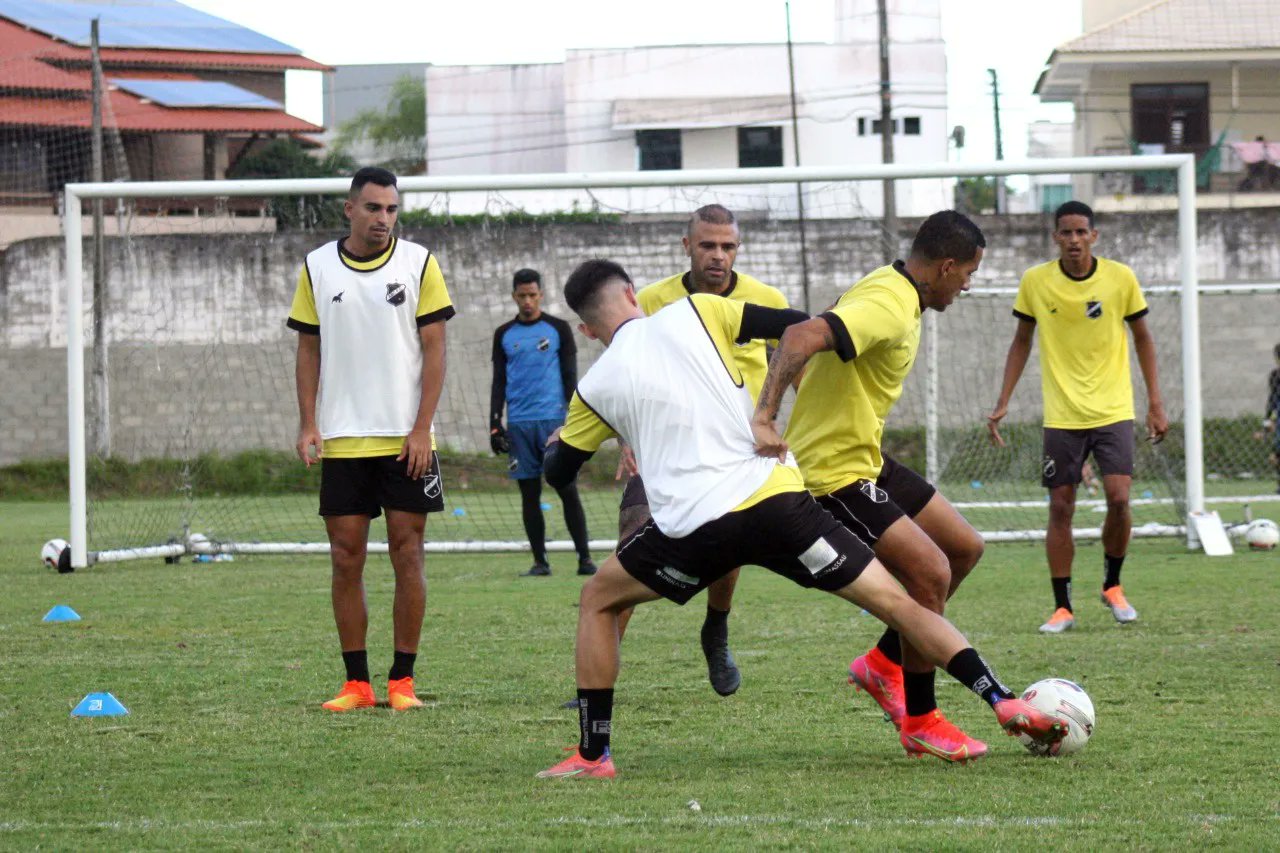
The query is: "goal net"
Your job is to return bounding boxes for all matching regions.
[29,157,1278,566]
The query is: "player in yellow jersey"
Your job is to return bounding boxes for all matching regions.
[288,168,455,711]
[614,204,788,698]
[535,259,1063,779]
[987,201,1168,633]
[752,211,995,763]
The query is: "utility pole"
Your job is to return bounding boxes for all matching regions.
[877,0,898,261]
[785,0,811,311]
[90,18,110,457]
[988,67,1007,214]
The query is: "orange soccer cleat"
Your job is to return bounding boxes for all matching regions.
[535,747,616,780]
[1100,586,1138,623]
[321,680,376,712]
[900,710,989,763]
[387,677,425,711]
[1038,607,1076,634]
[994,697,1069,746]
[848,648,906,729]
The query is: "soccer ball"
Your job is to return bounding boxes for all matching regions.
[1245,519,1279,551]
[41,538,72,573]
[1018,678,1095,756]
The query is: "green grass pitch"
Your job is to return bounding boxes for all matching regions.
[2,500,1278,849]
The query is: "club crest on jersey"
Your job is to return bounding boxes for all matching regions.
[859,480,889,504]
[386,282,407,307]
[537,337,551,352]
[1086,300,1102,319]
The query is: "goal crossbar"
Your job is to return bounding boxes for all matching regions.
[62,155,1201,567]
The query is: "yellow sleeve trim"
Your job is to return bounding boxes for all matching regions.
[417,254,454,318]
[288,264,319,327]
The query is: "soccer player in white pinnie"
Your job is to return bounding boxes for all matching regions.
[287,167,455,712]
[601,204,789,702]
[987,200,1169,634]
[534,259,1065,780]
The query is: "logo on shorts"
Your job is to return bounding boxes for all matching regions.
[422,472,442,499]
[858,481,889,504]
[798,536,846,577]
[508,458,519,472]
[657,566,699,588]
[537,337,551,352]
[1042,455,1057,479]
[1086,300,1102,319]
[386,282,407,307]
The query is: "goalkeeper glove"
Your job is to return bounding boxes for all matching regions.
[490,421,510,454]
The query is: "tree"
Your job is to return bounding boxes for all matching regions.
[333,74,426,175]
[227,139,356,230]
[954,177,1011,215]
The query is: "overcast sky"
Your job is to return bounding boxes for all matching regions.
[182,0,1080,166]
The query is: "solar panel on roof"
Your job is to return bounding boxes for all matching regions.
[111,78,282,109]
[0,0,301,54]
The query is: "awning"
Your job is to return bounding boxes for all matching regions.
[612,96,795,131]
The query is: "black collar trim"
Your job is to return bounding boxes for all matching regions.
[681,270,738,298]
[1058,257,1098,282]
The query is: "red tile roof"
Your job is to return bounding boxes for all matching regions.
[0,16,324,133]
[0,93,322,133]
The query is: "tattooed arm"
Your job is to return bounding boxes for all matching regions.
[750,317,839,460]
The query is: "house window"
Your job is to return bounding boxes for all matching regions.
[860,117,912,136]
[738,126,783,168]
[636,129,681,171]
[1131,83,1210,190]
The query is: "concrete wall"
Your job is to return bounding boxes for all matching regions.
[2,208,1278,465]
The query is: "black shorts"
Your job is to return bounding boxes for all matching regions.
[616,490,873,605]
[876,454,937,518]
[817,478,905,548]
[619,474,648,510]
[319,453,445,518]
[1041,421,1135,488]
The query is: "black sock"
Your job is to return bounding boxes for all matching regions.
[1052,576,1073,612]
[577,688,614,761]
[341,649,369,683]
[876,628,903,665]
[518,478,547,565]
[904,669,937,717]
[701,605,729,647]
[1103,554,1124,590]
[389,650,416,681]
[556,483,592,561]
[944,648,1015,708]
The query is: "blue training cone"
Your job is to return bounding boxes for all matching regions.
[540,502,552,511]
[42,605,81,623]
[452,507,466,517]
[72,692,128,717]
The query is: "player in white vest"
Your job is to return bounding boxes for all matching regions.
[288,167,455,712]
[534,259,1065,779]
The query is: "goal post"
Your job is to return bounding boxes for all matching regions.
[60,155,1205,568]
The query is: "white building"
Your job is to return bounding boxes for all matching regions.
[1026,121,1075,213]
[419,0,949,218]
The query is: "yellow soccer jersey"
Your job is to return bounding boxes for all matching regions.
[1013,257,1148,429]
[637,271,788,401]
[785,262,922,496]
[287,237,454,458]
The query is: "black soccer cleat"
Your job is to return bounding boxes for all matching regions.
[577,559,598,576]
[703,638,741,696]
[521,563,552,577]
